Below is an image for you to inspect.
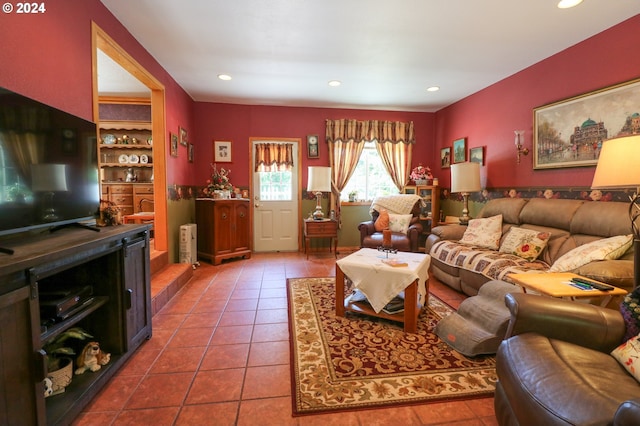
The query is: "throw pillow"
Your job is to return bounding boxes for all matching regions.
[548,234,633,272]
[499,227,551,261]
[459,214,503,250]
[621,287,640,342]
[388,213,412,234]
[374,209,390,231]
[611,333,640,382]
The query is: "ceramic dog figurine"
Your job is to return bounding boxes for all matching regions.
[75,342,111,375]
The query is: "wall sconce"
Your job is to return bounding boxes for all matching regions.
[515,130,529,163]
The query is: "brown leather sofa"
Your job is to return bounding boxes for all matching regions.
[358,200,423,252]
[495,293,640,426]
[425,198,634,296]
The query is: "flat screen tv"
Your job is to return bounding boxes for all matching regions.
[0,87,100,238]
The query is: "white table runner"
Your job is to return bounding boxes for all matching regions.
[336,248,431,313]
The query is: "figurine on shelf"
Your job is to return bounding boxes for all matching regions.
[125,168,137,182]
[75,342,111,375]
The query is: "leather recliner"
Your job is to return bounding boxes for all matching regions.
[495,293,640,425]
[357,200,423,252]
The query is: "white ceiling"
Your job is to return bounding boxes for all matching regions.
[98,0,639,112]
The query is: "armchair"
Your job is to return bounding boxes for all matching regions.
[358,195,423,252]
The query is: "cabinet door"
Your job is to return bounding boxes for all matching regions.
[233,201,251,251]
[0,282,44,425]
[213,202,233,255]
[122,232,152,350]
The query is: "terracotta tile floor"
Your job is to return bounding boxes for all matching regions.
[73,251,497,426]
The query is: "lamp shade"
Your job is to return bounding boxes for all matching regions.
[31,164,68,192]
[451,162,481,193]
[592,135,640,189]
[307,166,331,192]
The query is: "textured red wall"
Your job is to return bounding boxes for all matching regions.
[434,15,640,190]
[192,103,435,187]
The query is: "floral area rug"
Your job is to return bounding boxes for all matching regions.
[287,277,496,416]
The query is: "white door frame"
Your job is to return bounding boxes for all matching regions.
[249,137,303,252]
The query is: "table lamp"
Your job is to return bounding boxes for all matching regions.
[307,166,332,220]
[591,134,640,288]
[450,162,481,225]
[31,163,68,222]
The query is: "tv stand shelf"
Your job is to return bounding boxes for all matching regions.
[0,225,152,425]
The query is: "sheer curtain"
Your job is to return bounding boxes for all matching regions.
[254,142,294,171]
[325,119,414,224]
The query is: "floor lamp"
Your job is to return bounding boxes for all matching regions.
[307,166,332,220]
[451,162,481,225]
[591,135,640,289]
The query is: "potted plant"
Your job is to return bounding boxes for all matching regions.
[348,190,358,202]
[43,327,93,396]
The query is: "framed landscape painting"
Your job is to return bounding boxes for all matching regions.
[470,146,484,165]
[440,147,451,168]
[452,138,467,163]
[533,77,640,169]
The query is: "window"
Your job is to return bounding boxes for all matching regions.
[259,171,292,200]
[341,141,397,202]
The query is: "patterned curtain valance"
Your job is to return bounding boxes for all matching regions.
[325,119,415,144]
[254,142,294,172]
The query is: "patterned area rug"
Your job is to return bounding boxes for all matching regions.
[287,277,496,416]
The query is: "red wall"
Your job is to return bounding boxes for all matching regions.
[434,14,640,190]
[0,0,193,185]
[192,103,435,187]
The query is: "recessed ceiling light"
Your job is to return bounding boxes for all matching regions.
[557,0,583,9]
[328,80,341,87]
[427,86,440,92]
[218,74,232,81]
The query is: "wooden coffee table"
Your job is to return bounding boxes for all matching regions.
[335,248,431,333]
[508,272,627,306]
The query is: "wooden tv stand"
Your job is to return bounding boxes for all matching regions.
[0,224,152,425]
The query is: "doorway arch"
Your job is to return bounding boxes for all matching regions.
[91,23,168,251]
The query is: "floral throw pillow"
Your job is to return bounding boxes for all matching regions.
[374,209,390,231]
[499,227,551,261]
[549,234,633,272]
[611,333,640,382]
[388,213,413,234]
[459,214,503,250]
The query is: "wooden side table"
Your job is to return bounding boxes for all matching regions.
[304,219,337,259]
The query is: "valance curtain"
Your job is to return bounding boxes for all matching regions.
[325,119,415,224]
[254,142,294,172]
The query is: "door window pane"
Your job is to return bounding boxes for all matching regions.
[259,171,292,200]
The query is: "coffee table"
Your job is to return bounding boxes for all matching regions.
[508,272,627,306]
[335,248,431,333]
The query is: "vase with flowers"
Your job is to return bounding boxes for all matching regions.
[410,164,433,185]
[203,163,234,199]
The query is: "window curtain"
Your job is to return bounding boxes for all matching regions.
[325,119,414,224]
[254,142,294,172]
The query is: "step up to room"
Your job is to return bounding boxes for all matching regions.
[149,246,193,315]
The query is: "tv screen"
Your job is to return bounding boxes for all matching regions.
[0,87,100,237]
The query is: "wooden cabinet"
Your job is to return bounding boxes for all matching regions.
[303,219,338,259]
[102,183,134,215]
[0,225,152,425]
[133,184,154,213]
[404,184,439,232]
[98,122,153,184]
[196,199,251,265]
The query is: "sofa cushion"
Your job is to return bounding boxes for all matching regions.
[549,234,633,272]
[571,200,632,238]
[478,198,527,224]
[519,198,583,231]
[388,213,412,234]
[612,334,640,382]
[499,227,550,261]
[374,209,389,231]
[460,214,503,250]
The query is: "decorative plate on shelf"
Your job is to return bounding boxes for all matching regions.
[140,154,149,164]
[128,154,139,164]
[103,134,116,145]
[118,154,129,164]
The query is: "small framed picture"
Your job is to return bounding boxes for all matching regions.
[188,143,194,163]
[440,147,451,168]
[452,137,467,163]
[170,133,178,157]
[470,146,484,165]
[179,127,188,146]
[241,189,249,198]
[307,134,319,158]
[214,140,232,162]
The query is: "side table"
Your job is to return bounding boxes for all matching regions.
[304,219,338,259]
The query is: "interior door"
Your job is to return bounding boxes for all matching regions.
[251,139,300,252]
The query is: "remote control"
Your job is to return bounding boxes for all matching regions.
[571,277,614,291]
